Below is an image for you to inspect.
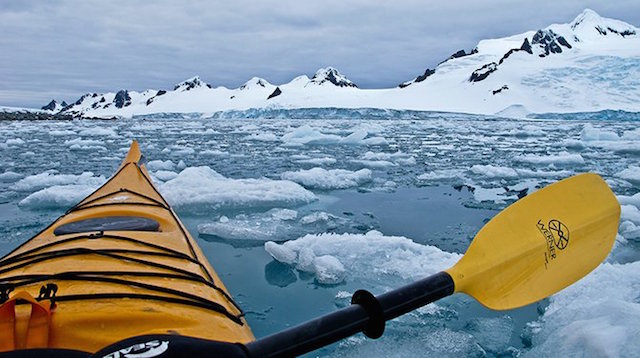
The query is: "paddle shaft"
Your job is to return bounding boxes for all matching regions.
[245,271,454,357]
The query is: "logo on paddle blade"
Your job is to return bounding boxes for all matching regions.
[536,219,570,269]
[548,219,569,250]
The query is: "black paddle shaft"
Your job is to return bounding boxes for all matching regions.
[245,271,455,357]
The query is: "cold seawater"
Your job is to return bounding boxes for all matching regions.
[1,115,639,357]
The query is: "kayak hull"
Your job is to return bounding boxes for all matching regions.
[0,141,254,352]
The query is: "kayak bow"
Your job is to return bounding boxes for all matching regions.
[0,141,253,352]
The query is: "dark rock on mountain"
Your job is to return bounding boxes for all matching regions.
[146,90,167,106]
[114,90,131,108]
[399,68,435,88]
[469,62,498,82]
[520,38,533,54]
[532,29,572,57]
[492,85,509,95]
[41,100,58,111]
[267,87,282,99]
[596,26,636,37]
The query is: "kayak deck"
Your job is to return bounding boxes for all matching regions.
[0,141,254,352]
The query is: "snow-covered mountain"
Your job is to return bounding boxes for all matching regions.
[54,9,639,118]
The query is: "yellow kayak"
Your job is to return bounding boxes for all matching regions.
[0,141,253,353]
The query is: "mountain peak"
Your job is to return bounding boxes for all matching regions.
[570,8,637,38]
[239,77,272,90]
[310,67,357,88]
[174,76,211,91]
[571,9,603,28]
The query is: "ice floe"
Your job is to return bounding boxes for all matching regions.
[265,230,460,285]
[10,171,105,192]
[515,151,585,166]
[19,184,98,209]
[281,167,372,190]
[159,166,317,212]
[524,262,640,358]
[281,125,387,146]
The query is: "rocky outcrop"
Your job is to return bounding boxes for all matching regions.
[41,100,58,111]
[114,90,131,108]
[532,29,572,57]
[469,62,498,82]
[267,87,282,99]
[309,67,357,88]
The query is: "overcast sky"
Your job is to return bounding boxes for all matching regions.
[1,1,639,108]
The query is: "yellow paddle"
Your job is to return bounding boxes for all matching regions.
[93,173,621,358]
[244,173,621,357]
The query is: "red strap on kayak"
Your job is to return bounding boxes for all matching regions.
[0,291,52,350]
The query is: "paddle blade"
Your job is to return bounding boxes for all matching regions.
[446,173,620,310]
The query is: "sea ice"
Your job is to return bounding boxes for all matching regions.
[0,171,22,182]
[19,184,98,209]
[159,166,317,212]
[264,230,460,285]
[616,166,640,185]
[146,159,176,171]
[10,171,105,192]
[515,151,585,166]
[281,167,372,190]
[524,262,640,358]
[470,164,519,179]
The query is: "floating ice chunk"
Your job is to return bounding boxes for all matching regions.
[10,171,105,192]
[19,184,98,209]
[524,262,640,358]
[146,160,175,171]
[515,168,572,178]
[281,167,372,190]
[618,193,640,207]
[199,149,229,157]
[619,221,640,241]
[281,125,387,146]
[0,171,22,183]
[78,127,117,137]
[281,125,341,145]
[299,211,340,225]
[64,138,103,147]
[264,230,460,284]
[580,124,620,141]
[313,255,345,284]
[515,151,584,166]
[198,210,298,243]
[295,157,337,166]
[5,138,25,145]
[616,166,640,185]
[362,137,388,146]
[270,208,298,220]
[417,169,465,182]
[151,170,178,182]
[49,130,76,136]
[264,241,297,265]
[621,205,640,224]
[350,160,396,168]
[160,166,316,212]
[245,132,279,141]
[473,187,508,204]
[470,165,518,179]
